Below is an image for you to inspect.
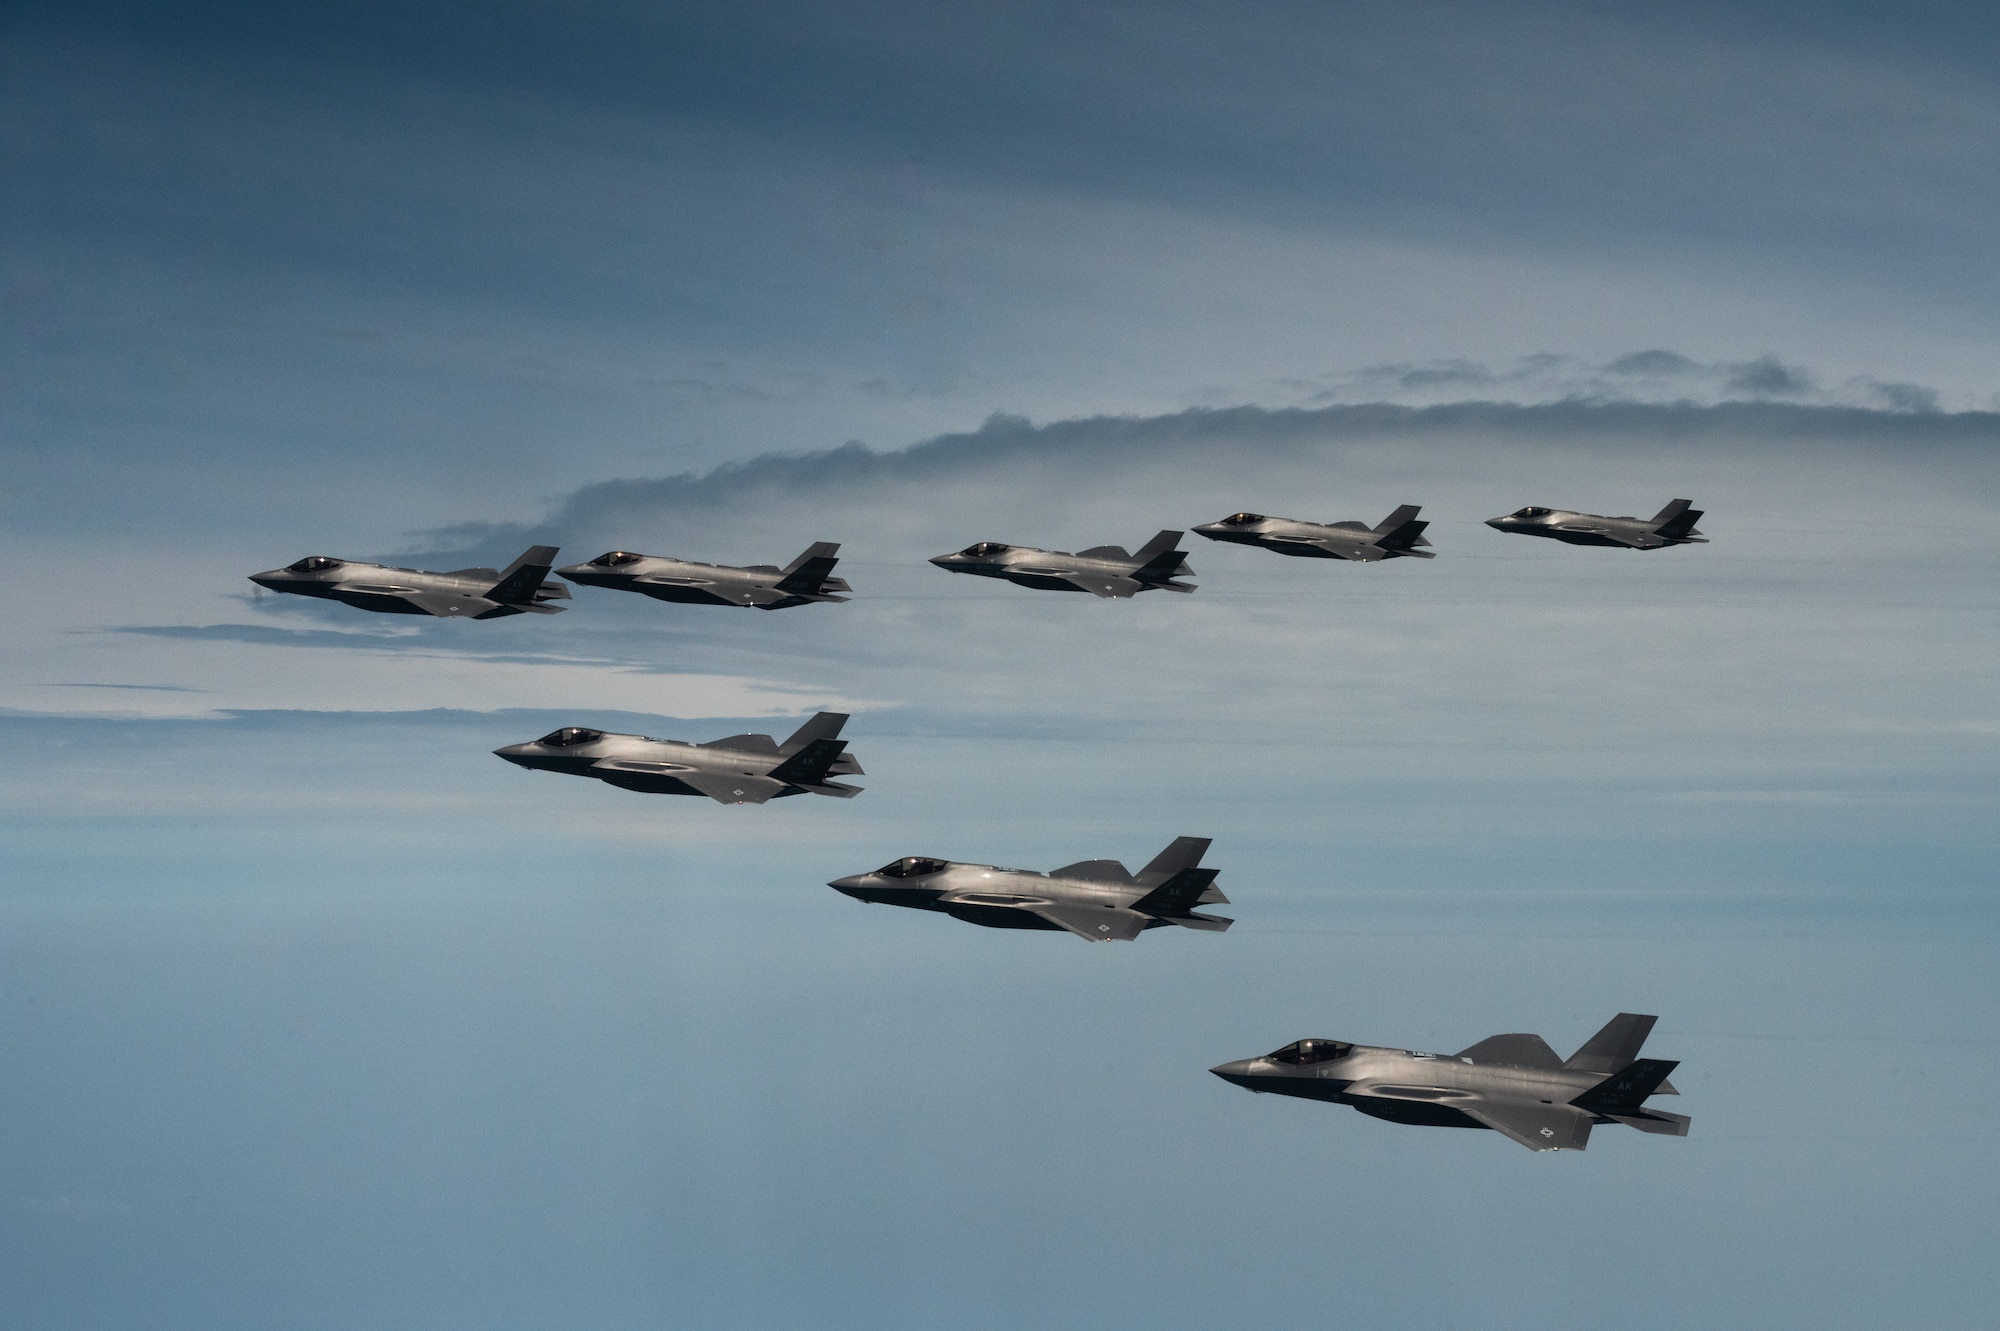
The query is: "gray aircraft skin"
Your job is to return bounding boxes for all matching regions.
[1211,1012,1688,1152]
[929,531,1195,597]
[828,836,1229,941]
[1193,505,1435,561]
[248,546,569,618]
[1485,499,1707,550]
[557,542,851,609]
[493,712,861,804]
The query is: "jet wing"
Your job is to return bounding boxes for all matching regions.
[1084,577,1142,598]
[395,590,495,617]
[1556,524,1664,549]
[1031,905,1149,942]
[672,771,787,805]
[1459,1098,1595,1151]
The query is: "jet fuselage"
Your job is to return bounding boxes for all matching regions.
[928,534,1194,597]
[557,545,849,610]
[1212,1015,1688,1151]
[248,549,569,618]
[1484,500,1706,550]
[1193,508,1434,561]
[829,842,1230,941]
[495,716,861,804]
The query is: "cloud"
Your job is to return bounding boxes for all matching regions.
[1288,351,1940,411]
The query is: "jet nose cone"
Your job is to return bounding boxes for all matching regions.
[248,572,284,588]
[1209,1059,1259,1088]
[928,555,954,568]
[828,874,867,892]
[493,744,533,765]
[1484,517,1506,529]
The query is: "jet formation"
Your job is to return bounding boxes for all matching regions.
[1194,504,1433,561]
[495,713,861,804]
[929,531,1196,597]
[1486,498,1706,549]
[248,498,1704,620]
[1210,1012,1687,1151]
[829,836,1229,940]
[249,545,569,618]
[557,542,849,609]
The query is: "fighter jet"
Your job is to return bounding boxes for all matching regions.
[1485,499,1707,550]
[248,546,569,617]
[493,713,861,804]
[828,837,1229,940]
[1211,1012,1687,1152]
[1193,505,1434,561]
[929,532,1195,597]
[557,542,850,609]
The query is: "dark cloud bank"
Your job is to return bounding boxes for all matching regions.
[416,397,2000,561]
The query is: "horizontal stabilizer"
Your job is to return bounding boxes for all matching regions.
[1131,867,1220,917]
[487,546,561,604]
[1571,1058,1680,1113]
[1166,911,1232,931]
[1604,1108,1691,1136]
[1566,1013,1657,1073]
[1455,1034,1564,1068]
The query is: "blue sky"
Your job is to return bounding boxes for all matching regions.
[5,3,1999,1328]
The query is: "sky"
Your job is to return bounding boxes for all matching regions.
[4,3,1999,1328]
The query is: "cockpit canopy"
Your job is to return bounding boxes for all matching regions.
[877,856,950,879]
[1267,1038,1354,1065]
[1510,506,1554,519]
[589,551,645,567]
[536,727,606,747]
[286,556,344,572]
[960,542,1010,558]
[1220,512,1265,525]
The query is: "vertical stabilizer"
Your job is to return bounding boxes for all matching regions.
[487,546,561,604]
[1130,530,1186,566]
[774,542,844,595]
[1136,836,1212,886]
[1564,1013,1658,1073]
[1650,499,1704,538]
[778,712,849,756]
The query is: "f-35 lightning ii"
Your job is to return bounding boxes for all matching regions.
[828,836,1229,940]
[557,542,850,609]
[248,546,569,617]
[493,713,861,804]
[1193,505,1434,561]
[1211,1012,1688,1152]
[1486,499,1706,550]
[929,531,1195,597]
